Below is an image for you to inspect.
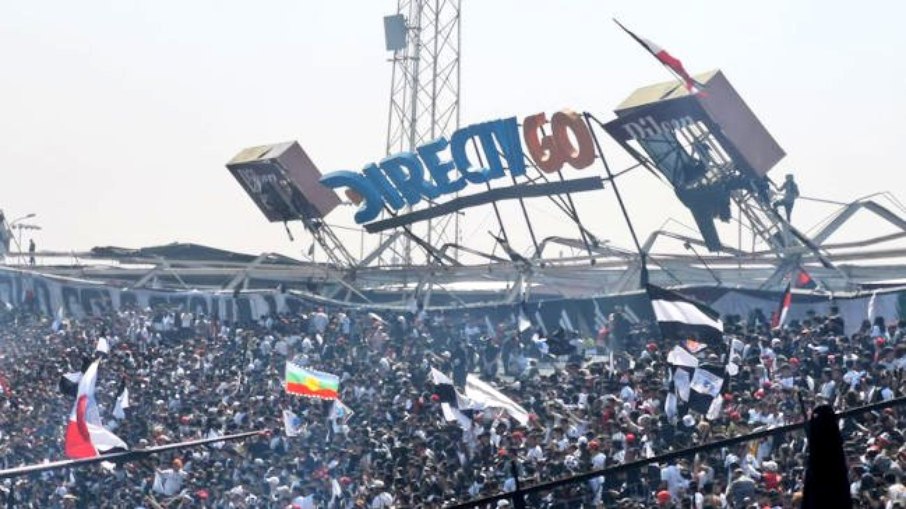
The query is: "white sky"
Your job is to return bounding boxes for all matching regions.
[2,1,905,262]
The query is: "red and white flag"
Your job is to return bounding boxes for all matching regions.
[614,19,705,94]
[64,360,128,459]
[772,283,792,329]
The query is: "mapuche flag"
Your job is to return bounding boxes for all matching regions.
[285,362,339,400]
[65,360,128,459]
[614,19,705,94]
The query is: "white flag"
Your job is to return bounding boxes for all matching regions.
[706,393,724,420]
[113,386,130,420]
[52,306,65,332]
[329,400,354,424]
[517,312,532,333]
[283,409,303,437]
[206,428,224,449]
[690,368,724,399]
[674,368,692,402]
[464,375,529,425]
[667,346,700,368]
[867,290,879,321]
[95,336,110,355]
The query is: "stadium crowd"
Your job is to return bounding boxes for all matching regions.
[0,297,904,508]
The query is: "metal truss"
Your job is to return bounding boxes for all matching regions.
[12,194,906,305]
[374,0,462,268]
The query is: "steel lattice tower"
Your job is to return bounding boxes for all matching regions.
[375,0,462,267]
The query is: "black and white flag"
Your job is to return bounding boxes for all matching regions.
[687,365,725,417]
[430,368,475,429]
[647,285,723,345]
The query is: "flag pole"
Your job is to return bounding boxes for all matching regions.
[0,430,265,479]
[583,112,649,287]
[612,18,704,94]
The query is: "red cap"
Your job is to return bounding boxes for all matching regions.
[789,357,800,365]
[646,343,658,352]
[625,433,636,443]
[656,490,671,503]
[196,489,209,500]
[876,337,886,346]
[430,394,440,402]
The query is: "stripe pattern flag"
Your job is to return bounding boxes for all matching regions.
[648,285,724,345]
[614,19,705,94]
[772,282,792,328]
[64,360,128,459]
[285,362,339,400]
[430,368,475,429]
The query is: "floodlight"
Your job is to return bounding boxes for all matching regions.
[384,14,408,52]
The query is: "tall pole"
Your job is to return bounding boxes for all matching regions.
[584,113,648,286]
[372,0,462,269]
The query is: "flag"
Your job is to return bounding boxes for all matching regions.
[666,345,699,369]
[614,19,705,94]
[59,371,83,398]
[59,357,93,398]
[283,409,303,437]
[430,368,474,427]
[517,301,532,333]
[867,290,879,321]
[113,385,129,420]
[687,365,725,417]
[206,428,224,449]
[794,268,818,290]
[284,363,339,400]
[772,282,792,328]
[329,400,354,424]
[64,360,128,459]
[52,306,65,332]
[464,374,529,425]
[647,285,723,345]
[95,336,110,355]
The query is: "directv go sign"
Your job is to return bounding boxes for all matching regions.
[320,110,597,224]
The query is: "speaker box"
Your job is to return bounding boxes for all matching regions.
[227,141,341,222]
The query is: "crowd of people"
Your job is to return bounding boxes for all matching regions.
[0,295,904,508]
